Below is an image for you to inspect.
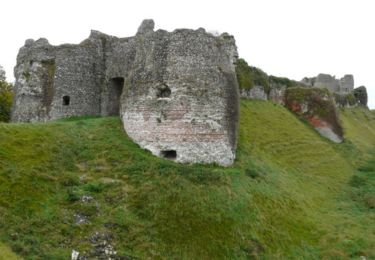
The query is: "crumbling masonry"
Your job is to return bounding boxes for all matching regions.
[11,20,240,166]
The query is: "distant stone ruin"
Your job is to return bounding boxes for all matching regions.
[11,19,240,166]
[301,74,354,94]
[235,61,368,143]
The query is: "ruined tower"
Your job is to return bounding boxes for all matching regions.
[11,20,240,166]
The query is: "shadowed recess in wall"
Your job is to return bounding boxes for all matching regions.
[157,84,171,98]
[62,95,70,106]
[108,77,124,116]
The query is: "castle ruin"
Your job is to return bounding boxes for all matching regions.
[301,73,354,94]
[11,20,240,166]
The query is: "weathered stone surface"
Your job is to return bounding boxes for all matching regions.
[301,73,354,94]
[334,85,368,108]
[136,19,155,35]
[119,28,239,166]
[12,34,105,122]
[353,86,368,106]
[240,86,267,100]
[339,74,354,93]
[314,74,340,92]
[12,19,239,166]
[285,88,343,143]
[268,81,286,105]
[334,93,356,107]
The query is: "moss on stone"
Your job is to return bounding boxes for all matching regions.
[285,87,343,138]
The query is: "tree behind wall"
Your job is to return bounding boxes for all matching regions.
[0,65,13,122]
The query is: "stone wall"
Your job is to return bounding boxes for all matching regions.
[353,86,368,106]
[120,22,239,166]
[12,20,239,166]
[240,86,267,100]
[12,36,105,122]
[314,74,340,92]
[301,73,354,94]
[268,81,287,105]
[12,39,55,122]
[339,75,354,93]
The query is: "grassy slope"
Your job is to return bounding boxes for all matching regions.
[0,243,21,260]
[239,102,375,258]
[0,101,374,259]
[340,108,375,155]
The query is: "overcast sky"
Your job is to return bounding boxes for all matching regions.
[1,0,374,108]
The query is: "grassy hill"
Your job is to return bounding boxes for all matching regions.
[0,100,374,259]
[0,243,20,260]
[340,108,375,155]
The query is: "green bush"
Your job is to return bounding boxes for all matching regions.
[269,75,294,87]
[334,93,357,107]
[235,58,270,92]
[235,58,304,93]
[347,93,357,106]
[0,66,13,122]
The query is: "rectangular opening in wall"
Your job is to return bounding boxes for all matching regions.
[108,77,124,116]
[63,95,70,106]
[161,150,177,160]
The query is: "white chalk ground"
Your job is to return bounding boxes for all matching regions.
[315,127,343,143]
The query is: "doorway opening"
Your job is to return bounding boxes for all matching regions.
[108,77,124,115]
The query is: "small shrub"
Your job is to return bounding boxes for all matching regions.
[235,58,270,92]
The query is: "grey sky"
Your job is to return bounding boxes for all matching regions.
[1,0,374,107]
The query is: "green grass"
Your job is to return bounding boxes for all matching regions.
[0,101,374,259]
[340,107,375,156]
[0,243,21,260]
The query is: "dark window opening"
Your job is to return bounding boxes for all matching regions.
[63,96,70,106]
[108,77,124,116]
[161,150,177,160]
[157,84,171,98]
